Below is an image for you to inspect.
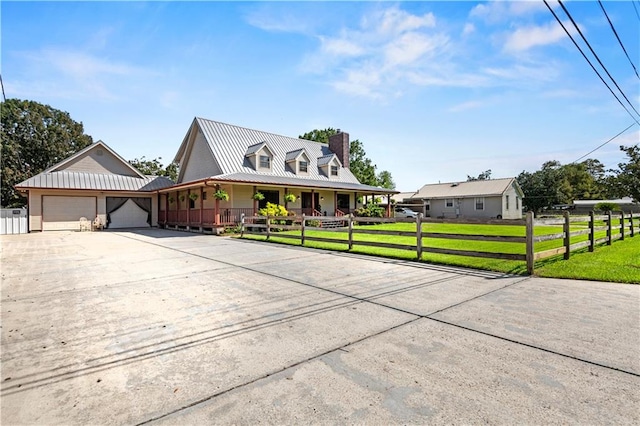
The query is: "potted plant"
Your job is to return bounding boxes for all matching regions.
[168,196,175,204]
[284,193,296,203]
[253,191,265,201]
[213,189,230,201]
[179,194,186,202]
[189,192,199,201]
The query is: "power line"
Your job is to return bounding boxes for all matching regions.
[0,74,5,102]
[572,122,637,163]
[557,0,640,118]
[543,0,640,125]
[633,1,640,22]
[598,0,640,80]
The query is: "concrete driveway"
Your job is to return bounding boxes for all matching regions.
[1,229,638,425]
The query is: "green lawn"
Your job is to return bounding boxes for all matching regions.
[240,219,639,284]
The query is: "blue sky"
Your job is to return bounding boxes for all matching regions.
[2,1,639,191]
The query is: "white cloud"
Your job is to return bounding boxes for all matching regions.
[470,0,548,24]
[384,32,447,66]
[374,8,436,34]
[320,37,364,57]
[504,20,573,52]
[462,23,475,36]
[448,100,487,113]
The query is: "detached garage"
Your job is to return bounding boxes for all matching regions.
[15,141,174,232]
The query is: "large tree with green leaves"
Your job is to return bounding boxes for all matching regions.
[611,144,640,202]
[300,128,393,188]
[1,99,93,207]
[129,156,178,182]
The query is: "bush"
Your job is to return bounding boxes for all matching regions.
[594,202,619,213]
[354,203,384,218]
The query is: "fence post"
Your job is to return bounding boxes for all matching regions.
[266,216,271,240]
[589,211,595,252]
[630,212,635,237]
[240,213,245,237]
[607,211,612,245]
[620,211,625,240]
[526,211,534,275]
[416,213,423,261]
[301,214,306,246]
[563,211,570,259]
[348,214,353,250]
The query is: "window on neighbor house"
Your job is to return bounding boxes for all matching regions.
[516,196,520,209]
[299,161,308,173]
[475,197,485,210]
[259,155,271,169]
[445,199,453,208]
[506,195,509,210]
[330,165,338,176]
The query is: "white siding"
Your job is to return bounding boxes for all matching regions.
[62,149,139,176]
[42,196,96,231]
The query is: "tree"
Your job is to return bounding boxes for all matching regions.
[300,128,392,187]
[467,169,492,181]
[1,99,93,207]
[129,156,178,182]
[613,144,640,202]
[517,161,565,213]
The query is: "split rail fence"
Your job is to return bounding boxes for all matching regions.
[241,211,638,275]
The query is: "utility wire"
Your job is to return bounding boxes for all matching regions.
[633,1,640,22]
[557,0,640,118]
[598,0,640,80]
[572,122,637,163]
[543,0,640,125]
[0,74,6,102]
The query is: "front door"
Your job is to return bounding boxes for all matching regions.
[301,192,320,213]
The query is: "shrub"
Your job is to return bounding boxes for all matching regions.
[594,202,619,213]
[354,203,384,218]
[258,202,288,218]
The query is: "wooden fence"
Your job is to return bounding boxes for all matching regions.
[241,211,639,275]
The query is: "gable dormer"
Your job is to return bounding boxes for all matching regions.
[245,141,274,172]
[285,149,311,175]
[317,154,341,179]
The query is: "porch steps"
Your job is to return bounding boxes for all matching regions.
[319,219,346,229]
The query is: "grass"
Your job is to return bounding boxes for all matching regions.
[240,219,639,284]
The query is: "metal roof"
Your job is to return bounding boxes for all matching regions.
[317,154,339,166]
[16,171,174,192]
[179,117,363,185]
[285,149,308,162]
[205,172,388,193]
[412,178,520,199]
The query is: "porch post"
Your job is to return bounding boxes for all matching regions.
[354,192,357,212]
[311,189,315,213]
[284,187,288,210]
[253,185,257,215]
[187,189,191,226]
[386,194,391,218]
[334,191,338,215]
[215,185,220,225]
[200,186,204,225]
[164,193,169,225]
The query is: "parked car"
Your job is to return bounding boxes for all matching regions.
[394,207,418,218]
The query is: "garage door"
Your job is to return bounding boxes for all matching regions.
[43,196,96,231]
[108,199,150,229]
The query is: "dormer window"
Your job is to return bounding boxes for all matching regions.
[245,141,274,172]
[285,149,310,175]
[318,154,341,179]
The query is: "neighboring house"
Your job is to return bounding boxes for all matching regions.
[15,141,174,231]
[572,197,640,214]
[159,117,395,231]
[403,178,524,220]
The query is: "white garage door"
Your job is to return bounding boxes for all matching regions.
[109,199,150,229]
[43,196,96,231]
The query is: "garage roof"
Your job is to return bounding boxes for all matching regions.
[16,171,174,192]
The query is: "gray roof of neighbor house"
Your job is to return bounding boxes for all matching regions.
[174,117,396,193]
[412,178,522,199]
[16,171,174,191]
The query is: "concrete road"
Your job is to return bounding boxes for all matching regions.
[1,229,638,425]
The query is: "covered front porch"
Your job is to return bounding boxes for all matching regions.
[157,181,394,232]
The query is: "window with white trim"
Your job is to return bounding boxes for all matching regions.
[516,196,519,209]
[445,199,453,208]
[505,195,509,210]
[299,161,308,173]
[259,155,271,169]
[475,197,484,210]
[330,165,338,176]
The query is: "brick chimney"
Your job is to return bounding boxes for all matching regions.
[328,130,349,169]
